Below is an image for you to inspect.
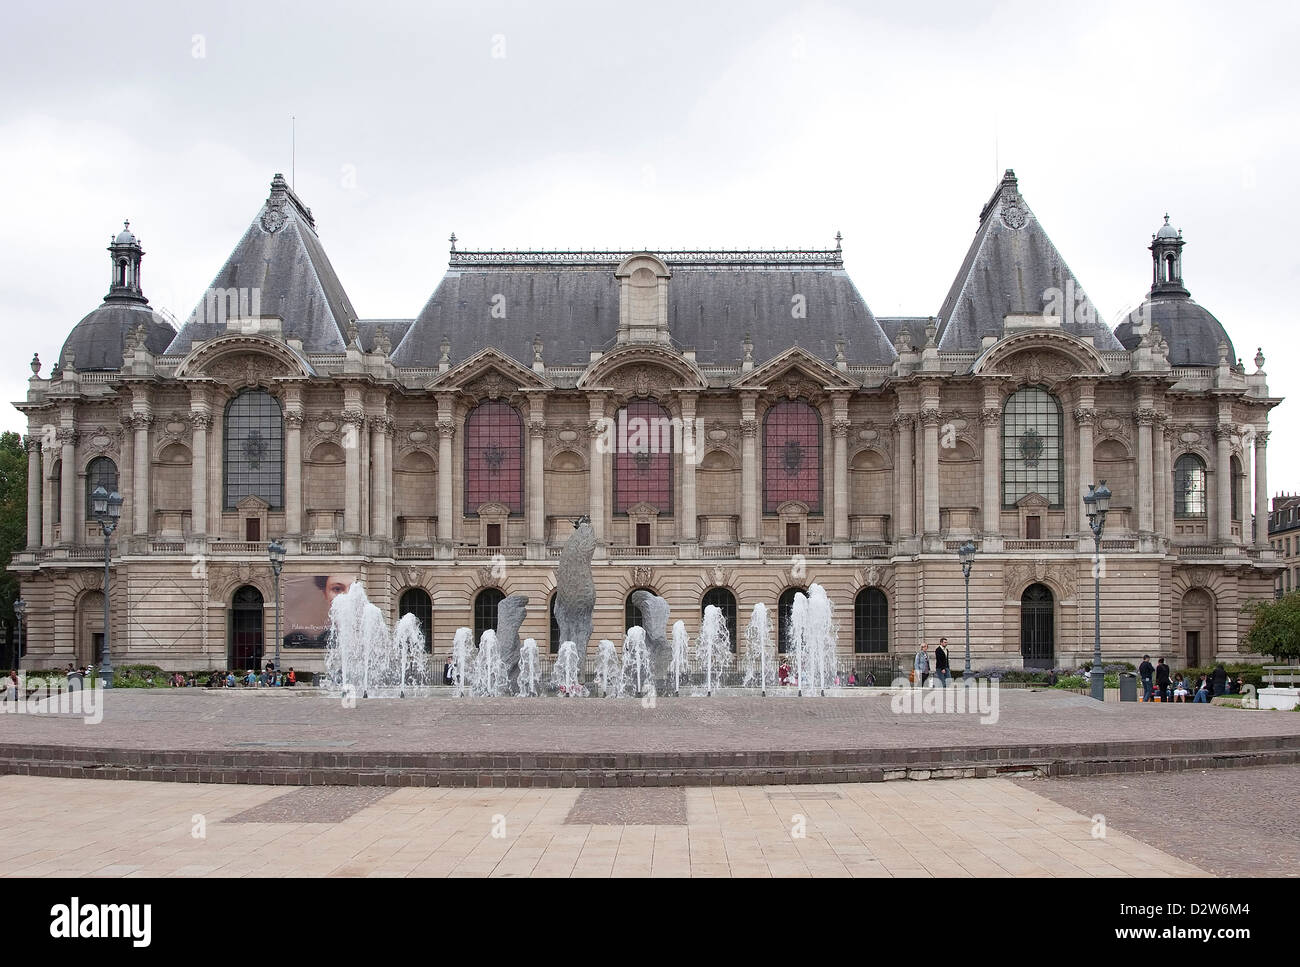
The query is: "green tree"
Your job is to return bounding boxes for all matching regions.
[1241,592,1300,662]
[0,431,28,666]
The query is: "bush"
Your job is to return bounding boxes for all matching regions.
[1055,674,1088,689]
[1241,593,1300,661]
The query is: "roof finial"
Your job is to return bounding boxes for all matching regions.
[449,232,457,252]
[834,230,842,250]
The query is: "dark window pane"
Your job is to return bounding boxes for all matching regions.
[474,588,504,643]
[1002,386,1063,507]
[224,390,284,509]
[625,588,657,632]
[549,595,560,654]
[854,588,888,653]
[777,586,807,653]
[1174,454,1207,518]
[701,587,738,653]
[764,401,822,513]
[614,399,673,513]
[465,402,524,514]
[398,588,434,653]
[85,457,118,521]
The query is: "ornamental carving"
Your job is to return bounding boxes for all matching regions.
[477,565,503,589]
[436,419,457,440]
[630,565,655,587]
[1096,411,1134,446]
[188,412,213,432]
[859,564,894,591]
[1073,406,1096,427]
[998,350,1075,386]
[705,565,732,590]
[1004,559,1076,604]
[284,410,305,430]
[979,409,1000,428]
[55,427,78,446]
[831,419,852,439]
[205,353,286,389]
[209,563,268,602]
[763,376,825,408]
[740,419,760,439]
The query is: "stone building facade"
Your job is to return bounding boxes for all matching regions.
[8,171,1283,672]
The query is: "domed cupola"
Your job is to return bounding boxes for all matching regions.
[1114,215,1234,367]
[57,221,176,371]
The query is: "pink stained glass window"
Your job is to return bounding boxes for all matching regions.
[614,399,673,513]
[763,400,822,513]
[464,401,524,515]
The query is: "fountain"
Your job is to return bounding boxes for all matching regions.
[595,639,623,697]
[742,602,775,693]
[516,639,541,697]
[472,629,508,697]
[393,612,425,698]
[669,620,690,695]
[450,627,474,697]
[326,582,430,697]
[787,584,838,695]
[696,604,733,695]
[622,627,652,696]
[552,640,583,697]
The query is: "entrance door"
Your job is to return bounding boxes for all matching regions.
[786,522,801,546]
[77,591,105,668]
[229,585,265,670]
[1186,631,1200,667]
[1020,583,1054,668]
[90,633,104,669]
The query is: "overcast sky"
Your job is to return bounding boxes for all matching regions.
[2,0,1298,498]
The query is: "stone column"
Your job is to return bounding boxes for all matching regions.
[527,394,546,556]
[1075,401,1096,531]
[24,436,40,548]
[679,393,698,553]
[359,410,371,537]
[207,394,223,536]
[921,409,941,538]
[370,416,390,538]
[132,412,152,537]
[980,390,1001,538]
[342,408,364,536]
[1136,404,1154,535]
[1255,430,1270,549]
[1152,413,1167,541]
[189,412,209,538]
[58,427,76,545]
[586,394,606,553]
[284,396,303,538]
[1215,423,1233,544]
[41,441,55,547]
[895,414,914,539]
[436,400,455,545]
[831,393,850,553]
[1163,421,1175,538]
[740,393,759,549]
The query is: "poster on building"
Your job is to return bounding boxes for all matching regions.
[282,574,357,647]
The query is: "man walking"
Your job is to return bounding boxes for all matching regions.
[1155,657,1171,702]
[1138,654,1154,702]
[914,643,930,686]
[934,638,951,685]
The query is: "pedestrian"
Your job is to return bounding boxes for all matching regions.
[2,669,16,702]
[913,644,930,686]
[286,667,297,687]
[1155,657,1171,702]
[1138,654,1154,702]
[1193,676,1210,703]
[934,638,951,685]
[443,654,455,686]
[1211,663,1227,698]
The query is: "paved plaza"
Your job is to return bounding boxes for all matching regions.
[0,772,1213,878]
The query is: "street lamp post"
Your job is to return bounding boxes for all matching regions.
[268,540,286,677]
[13,598,27,672]
[958,540,977,683]
[1083,480,1111,702]
[90,486,123,689]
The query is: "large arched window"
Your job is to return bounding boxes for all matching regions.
[625,588,657,632]
[473,588,504,643]
[51,460,62,524]
[1230,455,1244,522]
[224,389,284,509]
[85,457,119,522]
[1002,386,1063,507]
[701,587,738,653]
[777,586,807,653]
[614,399,673,513]
[549,594,561,654]
[229,585,264,669]
[464,401,524,515]
[1174,453,1207,518]
[854,588,888,653]
[764,400,822,512]
[398,588,433,653]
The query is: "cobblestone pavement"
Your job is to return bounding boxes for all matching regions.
[1,689,1296,754]
[1015,764,1300,878]
[0,774,1209,878]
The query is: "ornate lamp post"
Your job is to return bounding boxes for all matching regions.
[13,598,27,671]
[90,486,123,688]
[1083,480,1111,701]
[958,540,977,682]
[268,539,287,676]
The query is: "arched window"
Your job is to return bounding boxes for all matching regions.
[614,399,673,513]
[1020,583,1054,668]
[224,389,284,509]
[229,585,264,669]
[764,401,822,512]
[1230,455,1243,522]
[701,587,738,653]
[464,401,524,514]
[1174,454,1207,518]
[51,459,62,524]
[625,587,657,632]
[777,586,807,653]
[473,588,505,643]
[85,457,119,522]
[854,588,888,654]
[1002,386,1063,507]
[398,588,433,653]
[549,594,561,654]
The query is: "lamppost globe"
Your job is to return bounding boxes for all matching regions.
[91,488,123,689]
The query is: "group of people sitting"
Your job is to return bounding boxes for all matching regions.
[205,663,298,688]
[1137,657,1244,703]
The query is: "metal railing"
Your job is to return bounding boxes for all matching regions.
[1004,539,1075,551]
[211,541,268,554]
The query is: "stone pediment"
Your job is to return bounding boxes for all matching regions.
[236,494,270,512]
[626,502,661,516]
[1015,493,1051,509]
[425,346,551,397]
[173,333,315,385]
[732,345,859,394]
[971,330,1109,383]
[577,343,707,395]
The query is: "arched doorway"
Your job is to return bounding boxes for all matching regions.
[1020,583,1054,669]
[701,587,738,653]
[474,587,504,644]
[77,590,104,668]
[777,586,808,654]
[229,585,264,670]
[1180,588,1213,666]
[625,588,657,632]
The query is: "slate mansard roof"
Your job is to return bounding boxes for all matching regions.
[390,248,897,369]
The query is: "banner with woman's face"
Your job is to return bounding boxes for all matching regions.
[282,574,356,647]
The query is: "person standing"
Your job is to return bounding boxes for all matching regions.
[1211,663,1227,698]
[1155,657,1171,702]
[914,644,930,686]
[934,638,951,685]
[443,654,455,686]
[1138,654,1154,702]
